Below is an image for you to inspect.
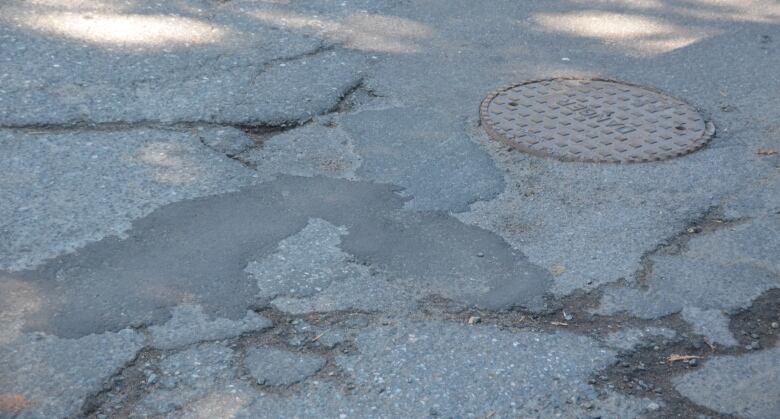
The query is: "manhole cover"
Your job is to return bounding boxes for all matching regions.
[480,78,714,163]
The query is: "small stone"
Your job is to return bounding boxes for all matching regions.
[287,335,306,347]
[146,373,157,385]
[343,317,368,329]
[468,316,481,325]
[744,341,760,350]
[476,252,485,257]
[687,359,698,367]
[771,322,779,329]
[647,402,661,411]
[750,333,759,339]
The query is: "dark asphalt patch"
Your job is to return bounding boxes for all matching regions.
[6,176,551,338]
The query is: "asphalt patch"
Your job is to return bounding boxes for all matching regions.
[5,176,551,338]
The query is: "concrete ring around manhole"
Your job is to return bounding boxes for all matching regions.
[479,78,715,163]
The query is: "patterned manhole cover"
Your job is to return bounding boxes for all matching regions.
[480,78,714,163]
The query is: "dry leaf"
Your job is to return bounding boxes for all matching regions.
[757,149,778,156]
[550,321,569,326]
[551,265,566,276]
[667,354,702,363]
[704,339,716,351]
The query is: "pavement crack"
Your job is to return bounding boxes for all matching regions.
[259,43,338,74]
[590,286,779,418]
[323,77,372,114]
[195,78,374,168]
[0,121,177,133]
[632,206,750,285]
[414,287,680,338]
[80,347,162,419]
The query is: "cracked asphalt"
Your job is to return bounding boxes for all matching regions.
[0,0,778,418]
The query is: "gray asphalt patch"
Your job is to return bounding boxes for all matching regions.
[340,107,506,212]
[132,343,252,418]
[6,176,551,338]
[0,129,255,271]
[0,329,143,419]
[234,321,653,418]
[245,347,326,386]
[0,1,367,126]
[595,215,780,320]
[148,305,272,351]
[674,347,780,419]
[239,122,363,180]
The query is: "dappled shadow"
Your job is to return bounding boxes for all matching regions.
[521,0,779,57]
[250,9,432,53]
[181,392,250,418]
[136,142,203,185]
[0,0,775,63]
[1,0,777,127]
[23,12,227,48]
[1,0,778,338]
[563,0,780,23]
[531,11,711,56]
[3,0,433,52]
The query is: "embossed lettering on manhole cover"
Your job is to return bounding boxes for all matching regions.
[480,79,714,163]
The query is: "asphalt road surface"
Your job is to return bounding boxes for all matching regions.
[1,1,778,418]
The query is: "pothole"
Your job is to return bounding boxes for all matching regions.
[480,78,714,163]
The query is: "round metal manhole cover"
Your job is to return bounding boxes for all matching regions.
[480,78,714,163]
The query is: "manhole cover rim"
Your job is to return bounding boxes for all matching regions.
[479,77,716,164]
